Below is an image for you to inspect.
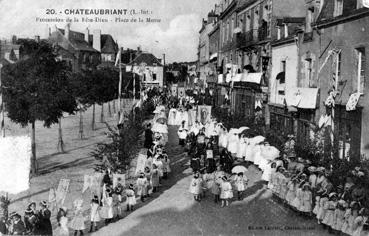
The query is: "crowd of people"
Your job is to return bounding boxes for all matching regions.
[268,135,369,236]
[0,201,52,235]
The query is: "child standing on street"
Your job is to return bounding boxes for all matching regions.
[234,172,248,201]
[69,199,86,235]
[189,172,202,201]
[136,173,148,202]
[89,196,101,233]
[125,183,136,212]
[55,207,69,236]
[220,176,233,207]
[151,164,160,193]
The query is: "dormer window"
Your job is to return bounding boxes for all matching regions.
[334,0,343,17]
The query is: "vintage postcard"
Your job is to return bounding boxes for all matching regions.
[0,0,369,235]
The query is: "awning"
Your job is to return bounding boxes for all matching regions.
[276,72,285,84]
[241,72,263,84]
[209,53,218,61]
[285,87,319,109]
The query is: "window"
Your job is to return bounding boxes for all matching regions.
[356,47,366,93]
[277,26,281,40]
[263,4,269,21]
[333,0,343,17]
[246,14,251,32]
[254,8,259,30]
[231,17,234,38]
[305,58,313,86]
[152,73,157,81]
[281,60,286,73]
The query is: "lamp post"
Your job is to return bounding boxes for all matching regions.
[0,63,4,137]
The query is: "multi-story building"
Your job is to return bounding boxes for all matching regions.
[198,12,218,86]
[296,0,369,161]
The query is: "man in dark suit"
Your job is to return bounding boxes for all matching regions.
[144,123,153,149]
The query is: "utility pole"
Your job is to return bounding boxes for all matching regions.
[0,63,4,138]
[117,47,123,125]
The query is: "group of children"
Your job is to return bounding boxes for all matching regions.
[189,167,249,207]
[269,162,369,236]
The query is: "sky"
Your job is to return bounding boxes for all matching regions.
[0,0,218,62]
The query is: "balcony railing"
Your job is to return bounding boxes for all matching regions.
[258,26,268,41]
[236,29,258,48]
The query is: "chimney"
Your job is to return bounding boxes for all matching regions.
[137,46,141,53]
[35,35,40,42]
[93,29,101,52]
[84,27,89,42]
[65,23,70,40]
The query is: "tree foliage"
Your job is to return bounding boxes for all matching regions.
[2,40,77,127]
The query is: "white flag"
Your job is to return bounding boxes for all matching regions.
[115,48,121,67]
[363,0,369,7]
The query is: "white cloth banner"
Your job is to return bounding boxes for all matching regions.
[113,174,126,188]
[135,153,147,175]
[0,136,31,194]
[197,105,212,125]
[56,179,70,206]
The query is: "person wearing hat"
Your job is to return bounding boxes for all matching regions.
[332,200,346,233]
[55,207,69,236]
[89,195,101,233]
[283,134,296,159]
[300,184,313,216]
[144,123,154,149]
[9,212,26,235]
[352,208,369,236]
[177,121,188,146]
[136,172,148,202]
[322,192,338,230]
[70,199,85,235]
[189,172,203,201]
[37,200,52,236]
[24,202,38,234]
[101,187,114,225]
[308,166,317,190]
[234,172,249,201]
[220,176,233,207]
[125,184,136,212]
[151,164,160,193]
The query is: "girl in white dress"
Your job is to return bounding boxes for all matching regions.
[352,208,368,236]
[236,135,247,160]
[227,132,239,155]
[220,176,233,207]
[322,193,338,228]
[300,184,313,215]
[69,199,86,235]
[125,183,137,211]
[189,172,203,201]
[168,108,177,125]
[101,188,114,225]
[285,178,298,206]
[55,207,69,236]
[341,201,360,235]
[234,172,248,200]
[136,173,148,202]
[89,195,101,232]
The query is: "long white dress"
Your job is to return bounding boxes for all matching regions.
[245,142,256,163]
[219,130,229,148]
[236,137,247,159]
[168,108,177,125]
[55,216,69,236]
[227,134,239,154]
[175,110,184,126]
[90,202,101,222]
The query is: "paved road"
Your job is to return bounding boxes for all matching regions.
[93,125,331,236]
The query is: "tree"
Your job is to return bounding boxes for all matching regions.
[2,39,77,175]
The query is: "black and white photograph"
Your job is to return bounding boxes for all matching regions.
[1,0,369,235]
